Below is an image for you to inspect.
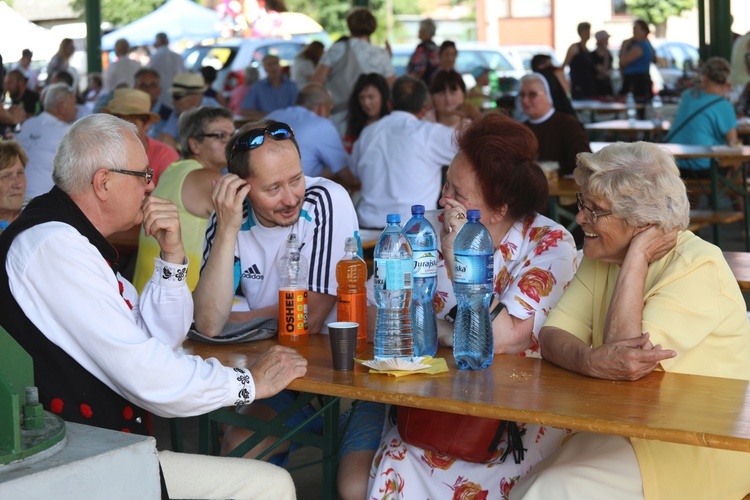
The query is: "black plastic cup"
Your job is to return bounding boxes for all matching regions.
[328,322,358,370]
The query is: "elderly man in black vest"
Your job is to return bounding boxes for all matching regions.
[0,113,306,500]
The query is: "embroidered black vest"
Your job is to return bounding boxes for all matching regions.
[0,187,150,435]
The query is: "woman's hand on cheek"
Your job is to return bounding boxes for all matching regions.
[628,225,678,264]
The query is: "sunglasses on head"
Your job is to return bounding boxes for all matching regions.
[228,122,295,164]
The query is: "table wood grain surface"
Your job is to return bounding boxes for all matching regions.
[724,251,750,291]
[183,335,750,453]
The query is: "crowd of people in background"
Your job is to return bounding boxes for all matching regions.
[2,7,750,500]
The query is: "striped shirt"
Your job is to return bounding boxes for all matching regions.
[202,176,359,329]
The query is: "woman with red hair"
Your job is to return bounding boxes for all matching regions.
[366,113,578,499]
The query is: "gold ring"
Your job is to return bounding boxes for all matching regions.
[455,212,466,220]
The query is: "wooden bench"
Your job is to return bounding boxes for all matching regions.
[688,210,744,232]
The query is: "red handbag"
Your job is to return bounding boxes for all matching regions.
[397,406,526,464]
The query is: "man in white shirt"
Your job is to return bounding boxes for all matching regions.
[195,121,375,489]
[148,32,185,107]
[16,83,77,198]
[309,7,396,135]
[265,83,358,190]
[351,75,458,228]
[0,114,305,499]
[12,48,38,90]
[103,38,142,93]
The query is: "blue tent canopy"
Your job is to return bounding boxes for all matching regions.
[101,0,221,51]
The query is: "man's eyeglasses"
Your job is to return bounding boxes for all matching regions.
[198,131,233,142]
[576,192,612,224]
[109,167,154,184]
[228,122,294,163]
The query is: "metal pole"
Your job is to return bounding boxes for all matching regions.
[709,0,732,60]
[698,0,707,60]
[85,0,102,74]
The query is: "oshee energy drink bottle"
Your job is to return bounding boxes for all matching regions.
[278,233,308,346]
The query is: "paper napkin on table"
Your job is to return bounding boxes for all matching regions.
[357,356,449,377]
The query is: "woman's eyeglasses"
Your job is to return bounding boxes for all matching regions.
[228,122,294,163]
[576,192,612,224]
[109,167,154,184]
[198,131,233,142]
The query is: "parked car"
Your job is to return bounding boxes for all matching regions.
[610,40,698,95]
[391,42,525,91]
[500,45,561,72]
[182,37,310,98]
[652,40,700,91]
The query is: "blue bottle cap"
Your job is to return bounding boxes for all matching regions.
[467,209,481,221]
[386,214,401,224]
[411,205,425,215]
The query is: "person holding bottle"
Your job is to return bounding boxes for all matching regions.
[366,113,578,499]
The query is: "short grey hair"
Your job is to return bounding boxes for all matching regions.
[296,83,332,110]
[43,83,74,111]
[574,141,690,231]
[244,66,260,84]
[53,114,137,194]
[419,18,436,37]
[178,106,234,158]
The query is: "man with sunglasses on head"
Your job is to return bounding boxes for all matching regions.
[194,121,374,496]
[0,114,305,499]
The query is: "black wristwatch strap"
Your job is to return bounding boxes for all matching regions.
[490,299,505,321]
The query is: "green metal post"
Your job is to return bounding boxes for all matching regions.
[709,0,732,60]
[698,0,707,60]
[85,0,102,74]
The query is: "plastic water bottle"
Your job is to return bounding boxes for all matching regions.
[373,214,414,360]
[626,91,637,126]
[452,210,494,370]
[403,205,438,357]
[336,236,368,354]
[651,94,663,127]
[278,233,308,347]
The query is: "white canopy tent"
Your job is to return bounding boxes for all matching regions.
[101,0,221,51]
[0,1,62,62]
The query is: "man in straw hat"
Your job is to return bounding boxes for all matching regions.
[103,88,178,184]
[157,72,220,149]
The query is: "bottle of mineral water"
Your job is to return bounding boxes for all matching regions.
[452,210,494,370]
[651,93,663,127]
[403,205,438,357]
[373,214,414,360]
[626,91,637,126]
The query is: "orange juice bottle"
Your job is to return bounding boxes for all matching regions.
[336,237,368,353]
[278,233,308,346]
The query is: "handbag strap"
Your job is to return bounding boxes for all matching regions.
[664,95,724,143]
[488,420,527,464]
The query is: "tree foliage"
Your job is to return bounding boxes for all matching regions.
[624,0,695,26]
[70,0,167,28]
[286,0,422,44]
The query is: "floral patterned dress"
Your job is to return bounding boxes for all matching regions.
[368,213,578,500]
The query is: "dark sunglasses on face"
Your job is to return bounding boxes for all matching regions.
[228,122,295,164]
[518,91,540,99]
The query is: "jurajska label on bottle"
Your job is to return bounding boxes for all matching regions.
[453,253,494,284]
[412,250,438,278]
